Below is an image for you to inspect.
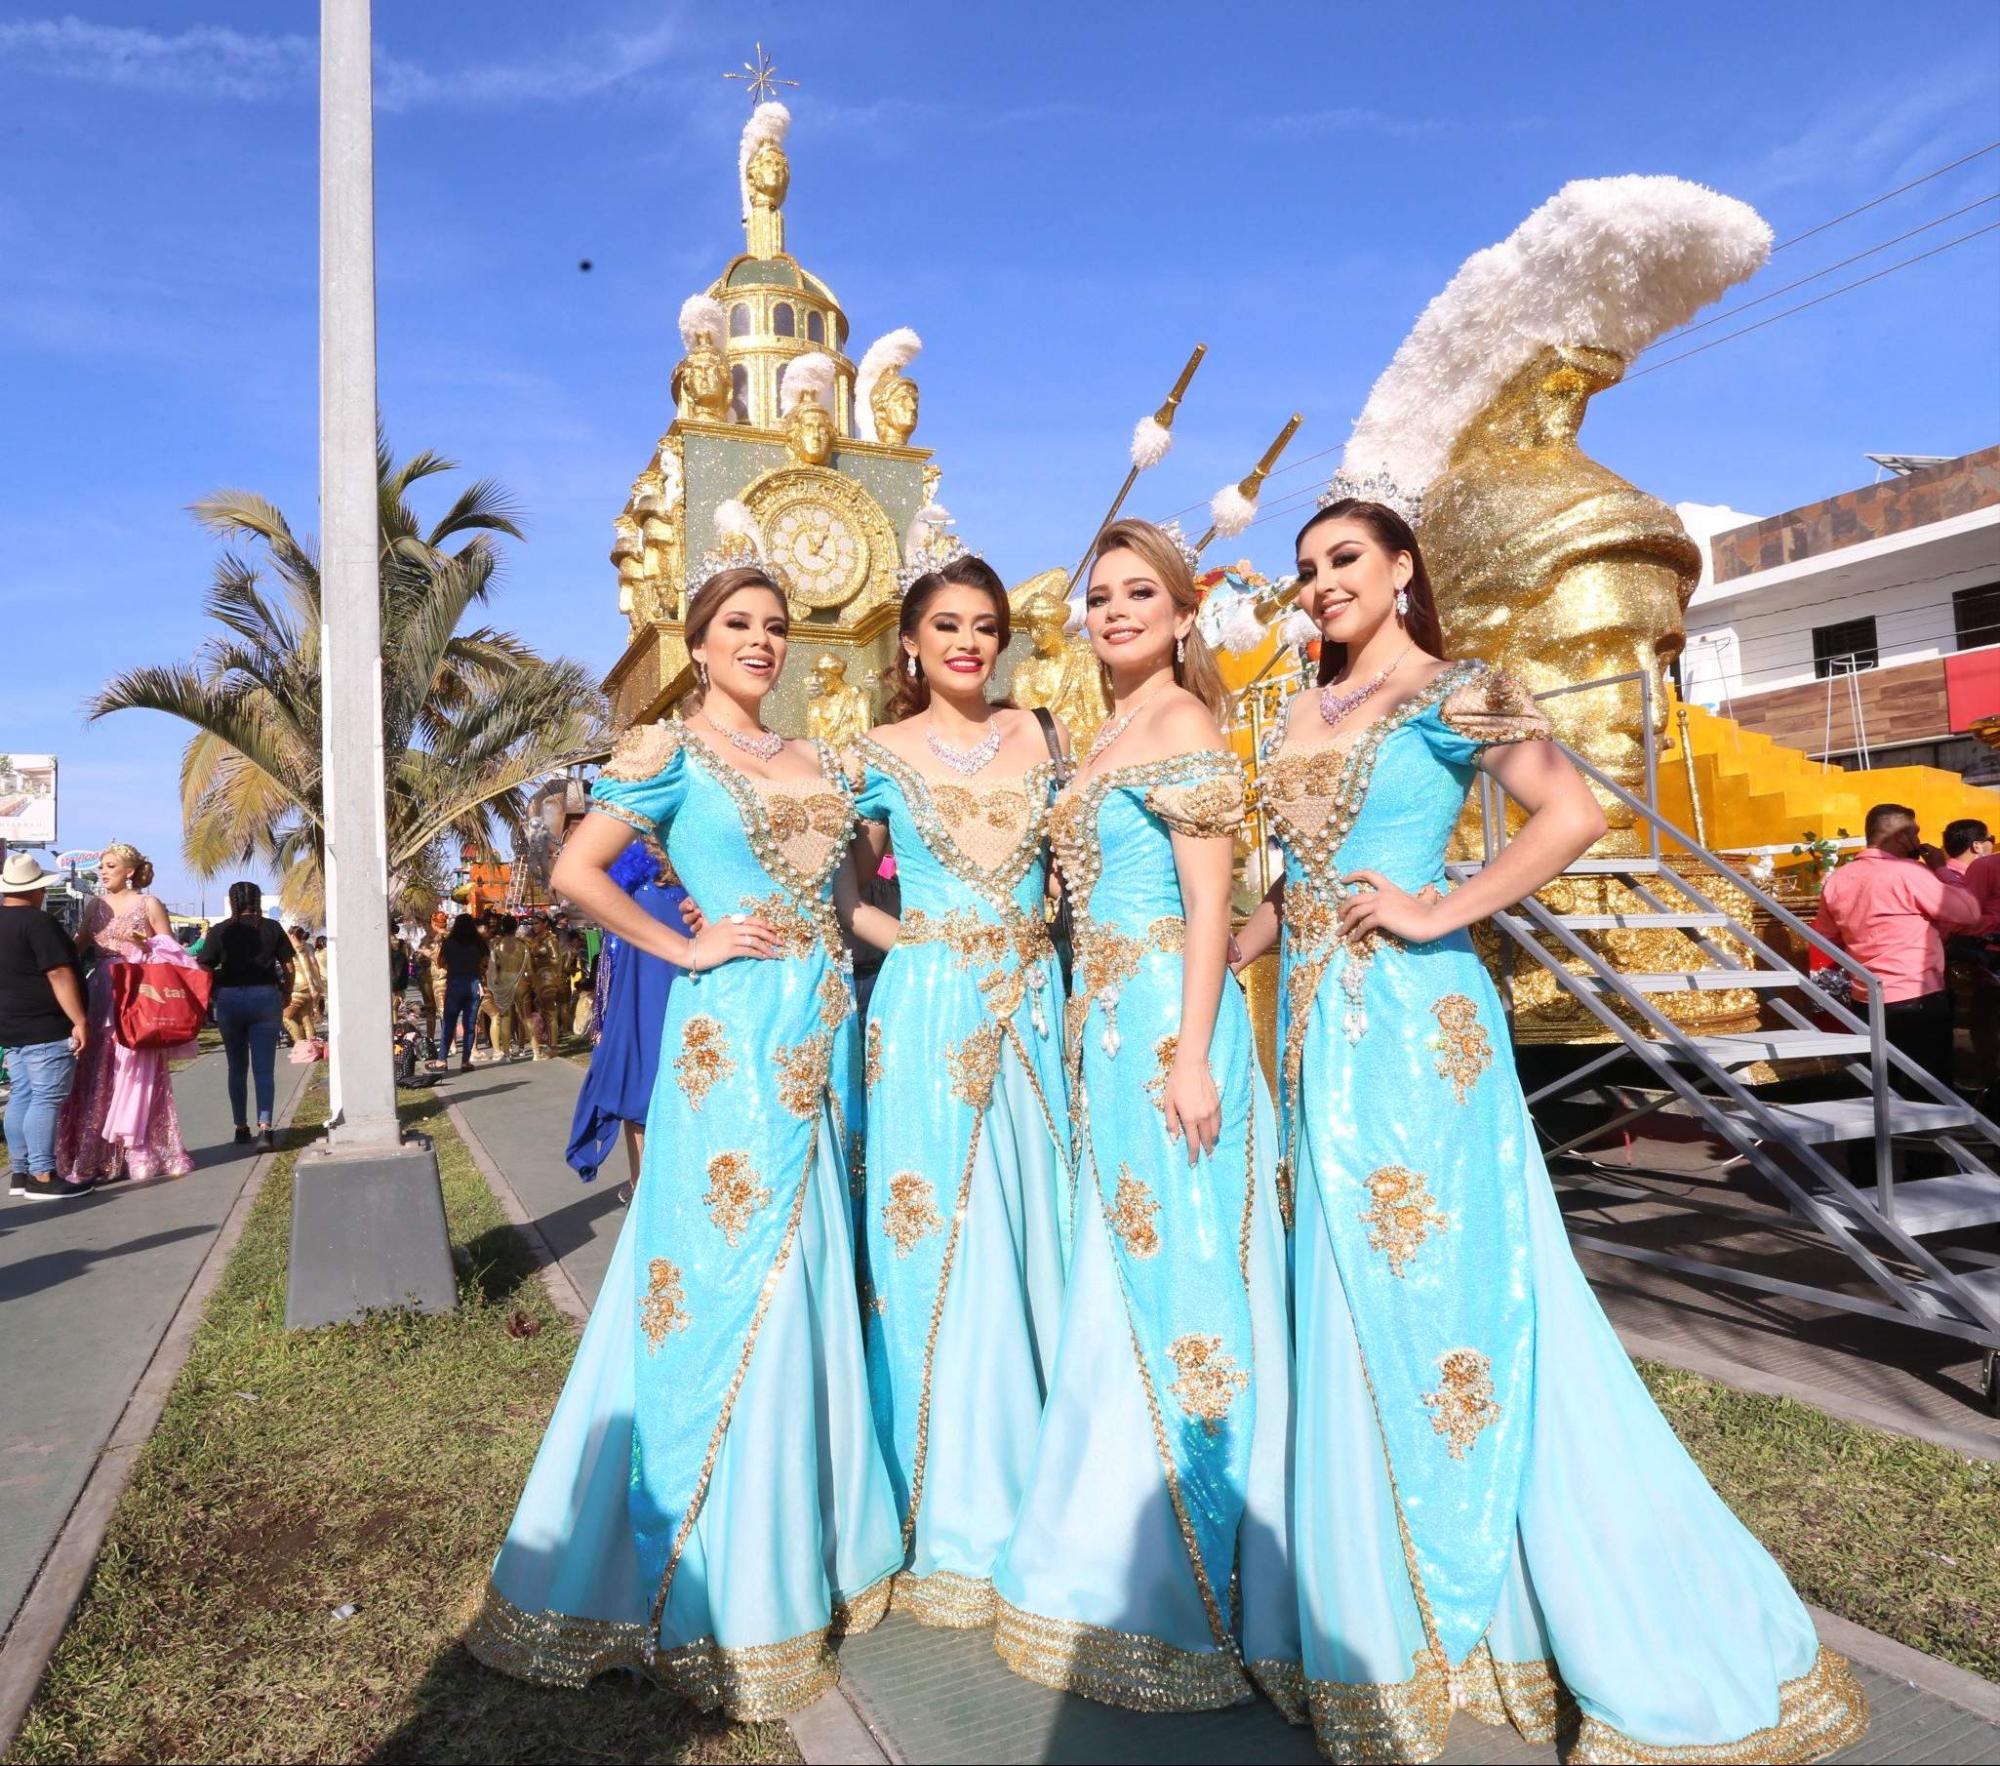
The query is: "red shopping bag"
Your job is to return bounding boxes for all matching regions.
[111,961,215,1049]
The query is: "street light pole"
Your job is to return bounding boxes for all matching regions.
[288,0,454,1329]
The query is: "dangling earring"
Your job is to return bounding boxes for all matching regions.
[1175,634,1186,666]
[906,653,918,678]
[695,660,708,689]
[1395,585,1410,619]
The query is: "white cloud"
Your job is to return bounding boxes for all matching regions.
[1742,66,1995,198]
[1249,107,1446,141]
[0,14,683,111]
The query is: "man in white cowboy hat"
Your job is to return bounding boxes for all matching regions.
[0,852,89,1201]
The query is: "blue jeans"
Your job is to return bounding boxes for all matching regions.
[442,976,482,1062]
[213,984,283,1128]
[5,1037,76,1176]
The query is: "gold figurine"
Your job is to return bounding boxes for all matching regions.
[805,653,872,751]
[786,387,836,467]
[870,366,920,446]
[1008,569,1106,749]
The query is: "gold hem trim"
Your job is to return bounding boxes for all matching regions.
[992,1598,1252,1713]
[891,1567,999,1630]
[1299,1643,1867,1766]
[466,1572,894,1721]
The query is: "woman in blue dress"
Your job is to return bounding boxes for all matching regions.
[1234,497,1868,1763]
[469,565,902,1719]
[565,837,690,1189]
[992,518,1297,1711]
[845,555,1072,1630]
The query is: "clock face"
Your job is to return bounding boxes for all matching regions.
[769,499,869,610]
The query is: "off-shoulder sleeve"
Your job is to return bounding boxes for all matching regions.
[1430,665,1554,763]
[590,720,687,837]
[1145,753,1249,838]
[840,745,892,824]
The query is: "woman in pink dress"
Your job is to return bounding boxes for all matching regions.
[57,842,195,1187]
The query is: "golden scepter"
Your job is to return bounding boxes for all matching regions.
[1065,343,1206,593]
[1193,412,1304,555]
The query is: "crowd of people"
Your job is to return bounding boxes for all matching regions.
[1,841,604,1198]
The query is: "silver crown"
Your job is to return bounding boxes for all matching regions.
[1159,517,1203,574]
[1317,467,1424,528]
[895,529,969,596]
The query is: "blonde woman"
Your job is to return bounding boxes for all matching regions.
[56,842,193,1186]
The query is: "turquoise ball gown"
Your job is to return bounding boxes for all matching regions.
[467,722,901,1720]
[849,738,1072,1629]
[992,746,1299,1711]
[1263,659,1868,1764]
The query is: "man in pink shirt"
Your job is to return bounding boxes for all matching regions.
[1813,803,1981,1094]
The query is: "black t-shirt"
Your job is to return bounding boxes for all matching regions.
[0,906,81,1045]
[438,934,489,980]
[198,914,294,988]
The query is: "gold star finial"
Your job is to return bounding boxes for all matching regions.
[725,42,798,108]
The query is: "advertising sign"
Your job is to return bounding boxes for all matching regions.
[0,753,56,845]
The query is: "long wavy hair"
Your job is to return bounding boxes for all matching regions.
[1295,501,1447,685]
[682,564,788,712]
[884,554,1013,723]
[1087,518,1226,717]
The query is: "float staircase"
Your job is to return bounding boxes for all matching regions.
[1447,672,2000,1405]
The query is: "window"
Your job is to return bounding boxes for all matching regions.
[806,309,825,344]
[1953,582,2000,651]
[773,302,796,337]
[728,303,751,338]
[729,365,749,424]
[1811,615,1878,679]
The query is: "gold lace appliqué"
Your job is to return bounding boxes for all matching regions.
[1145,1034,1179,1112]
[1357,1165,1451,1278]
[1106,1165,1162,1259]
[882,1170,944,1257]
[640,1258,691,1348]
[674,1014,735,1110]
[864,1020,884,1090]
[773,1030,834,1118]
[1422,1348,1501,1459]
[1430,994,1491,1103]
[947,1020,1003,1111]
[702,1151,772,1248]
[1165,1333,1249,1436]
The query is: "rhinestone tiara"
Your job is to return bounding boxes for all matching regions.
[1159,516,1202,575]
[895,529,969,596]
[1317,467,1424,529]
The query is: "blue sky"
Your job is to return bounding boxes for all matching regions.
[3,1,1997,910]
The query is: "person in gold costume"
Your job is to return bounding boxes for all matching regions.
[805,653,872,751]
[1007,569,1107,750]
[522,915,570,1060]
[481,913,531,1063]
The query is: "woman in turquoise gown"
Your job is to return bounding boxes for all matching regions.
[1236,498,1868,1763]
[992,519,1298,1711]
[847,555,1072,1629]
[468,566,902,1720]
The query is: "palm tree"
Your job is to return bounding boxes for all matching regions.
[91,438,608,919]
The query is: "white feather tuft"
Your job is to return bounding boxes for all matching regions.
[1209,482,1257,538]
[1342,176,1771,494]
[906,501,951,554]
[1277,607,1318,650]
[678,294,725,352]
[853,327,923,442]
[713,499,765,558]
[778,351,837,418]
[1219,595,1270,655]
[737,101,792,221]
[1130,414,1172,470]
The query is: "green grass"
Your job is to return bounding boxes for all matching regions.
[9,1083,796,1766]
[1640,1360,2000,1680]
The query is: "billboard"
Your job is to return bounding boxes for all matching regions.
[0,753,57,845]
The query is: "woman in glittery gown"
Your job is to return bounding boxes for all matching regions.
[57,842,194,1186]
[845,556,1071,1630]
[469,567,901,1720]
[1234,498,1867,1764]
[991,519,1297,1711]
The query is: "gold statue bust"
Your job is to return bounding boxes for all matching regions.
[675,341,731,424]
[745,138,789,257]
[805,653,871,751]
[870,367,920,446]
[629,465,681,621]
[1422,343,1699,847]
[1007,569,1107,749]
[786,389,836,467]
[612,513,646,624]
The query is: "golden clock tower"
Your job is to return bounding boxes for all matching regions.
[602,59,940,739]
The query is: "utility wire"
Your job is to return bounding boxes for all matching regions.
[1768,140,2000,253]
[1627,220,2000,380]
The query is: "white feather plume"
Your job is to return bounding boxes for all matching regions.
[1209,482,1257,538]
[1342,176,1772,494]
[1131,415,1172,470]
[1277,607,1318,651]
[907,501,950,554]
[737,101,791,221]
[678,294,725,352]
[854,327,923,442]
[713,498,765,559]
[778,351,837,418]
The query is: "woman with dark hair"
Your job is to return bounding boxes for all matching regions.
[436,913,488,1073]
[992,519,1296,1709]
[1232,498,1864,1761]
[199,880,294,1150]
[842,554,1071,1629]
[470,565,900,1717]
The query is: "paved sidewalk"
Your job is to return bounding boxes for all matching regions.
[454,1055,2000,1765]
[0,1050,309,1642]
